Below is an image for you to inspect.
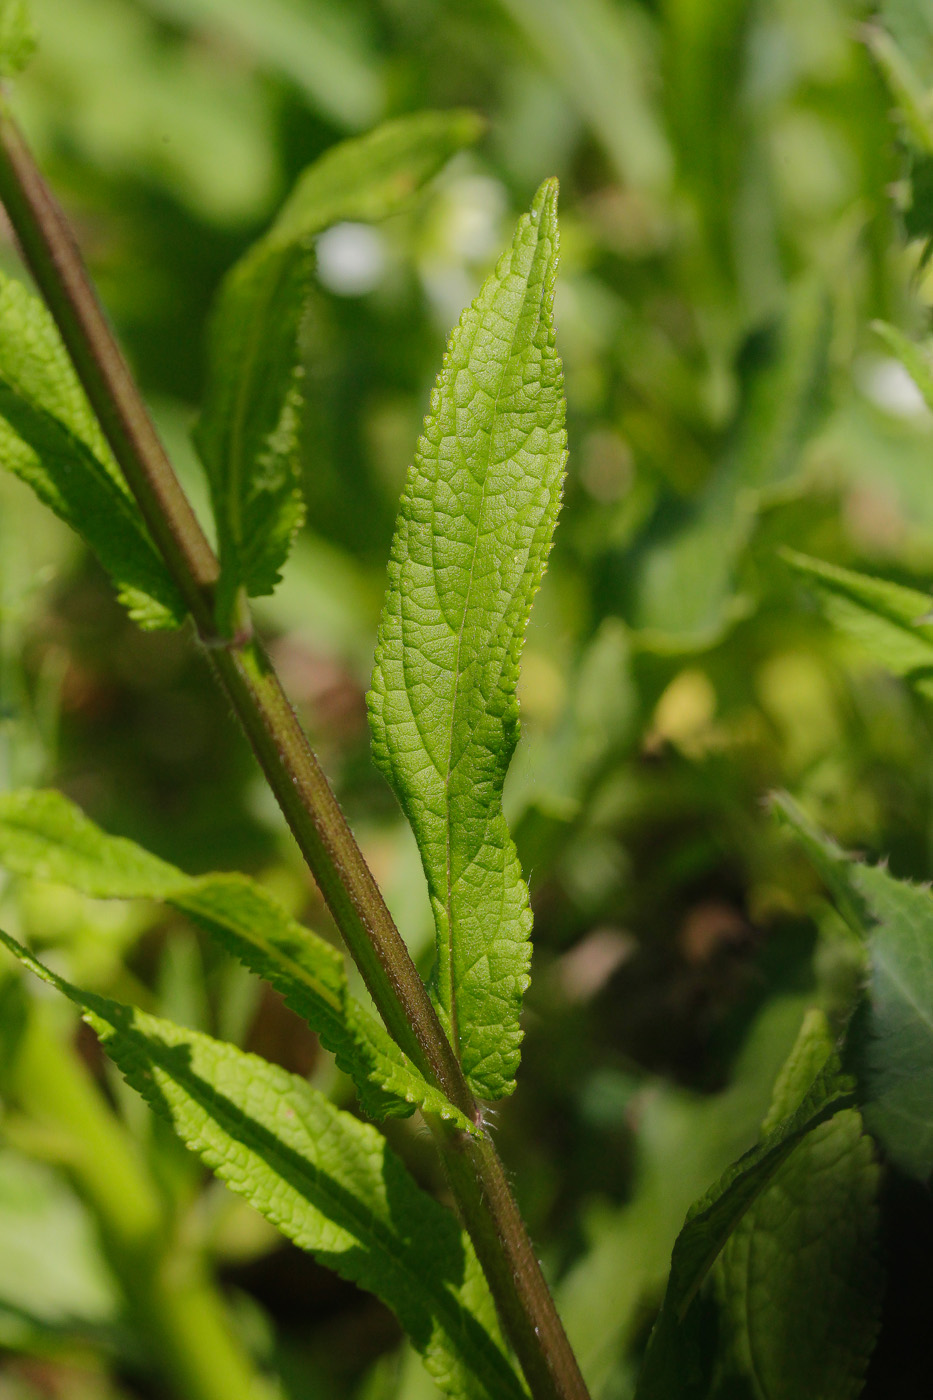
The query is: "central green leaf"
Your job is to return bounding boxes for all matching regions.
[368,180,566,1100]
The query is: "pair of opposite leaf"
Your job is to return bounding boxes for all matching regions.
[0,115,565,1097]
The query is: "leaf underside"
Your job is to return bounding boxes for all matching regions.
[0,273,185,629]
[776,791,933,1182]
[368,179,566,1100]
[0,789,474,1133]
[0,932,525,1400]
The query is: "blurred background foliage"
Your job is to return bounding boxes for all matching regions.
[1,0,933,1397]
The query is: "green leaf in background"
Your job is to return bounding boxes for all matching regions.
[0,1149,117,1346]
[0,789,475,1133]
[557,995,810,1398]
[195,109,484,635]
[864,22,933,156]
[715,1009,882,1400]
[368,180,566,1100]
[0,0,35,76]
[776,792,933,1181]
[629,280,831,650]
[781,550,933,699]
[872,320,933,411]
[268,108,485,248]
[141,0,386,131]
[489,0,670,192]
[0,933,525,1400]
[0,273,185,630]
[633,1053,855,1398]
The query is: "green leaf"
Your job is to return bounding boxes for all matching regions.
[195,109,483,635]
[629,279,831,650]
[143,0,385,130]
[872,320,933,411]
[194,238,312,634]
[633,1055,855,1398]
[0,0,35,75]
[715,1010,882,1400]
[0,789,475,1133]
[368,180,566,1100]
[495,0,670,192]
[0,273,185,630]
[781,549,933,699]
[0,933,525,1400]
[775,792,933,1182]
[268,109,486,249]
[864,23,933,156]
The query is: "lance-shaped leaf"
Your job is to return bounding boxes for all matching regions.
[776,791,933,1182]
[0,933,525,1400]
[716,1010,882,1400]
[633,1055,855,1399]
[782,549,933,699]
[195,109,484,635]
[0,789,475,1133]
[0,274,185,629]
[368,180,566,1100]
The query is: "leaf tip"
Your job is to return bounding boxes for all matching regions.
[531,177,559,225]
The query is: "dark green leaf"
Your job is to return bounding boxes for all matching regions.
[633,1057,855,1398]
[776,791,933,1181]
[716,1010,882,1400]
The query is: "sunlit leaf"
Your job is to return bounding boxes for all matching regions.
[368,180,566,1099]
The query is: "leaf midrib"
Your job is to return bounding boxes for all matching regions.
[440,232,541,1056]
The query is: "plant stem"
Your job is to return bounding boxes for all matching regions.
[0,101,590,1400]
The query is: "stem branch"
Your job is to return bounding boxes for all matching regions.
[0,101,589,1400]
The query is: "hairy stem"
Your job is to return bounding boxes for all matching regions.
[0,101,590,1400]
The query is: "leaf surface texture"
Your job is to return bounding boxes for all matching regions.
[368,180,566,1099]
